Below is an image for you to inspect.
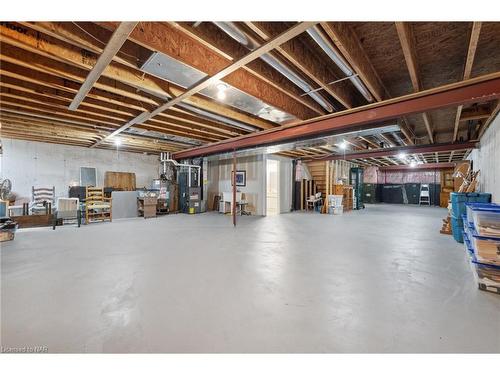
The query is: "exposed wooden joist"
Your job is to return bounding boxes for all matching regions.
[374,157,391,166]
[460,106,491,122]
[173,72,499,159]
[453,22,482,142]
[0,117,183,153]
[0,22,275,132]
[92,22,318,147]
[395,22,434,143]
[243,21,354,109]
[477,100,500,140]
[383,157,399,166]
[421,112,434,144]
[321,22,415,145]
[0,57,248,141]
[320,22,387,102]
[146,22,318,120]
[358,136,380,149]
[0,78,244,138]
[96,21,317,120]
[0,89,232,143]
[18,22,145,69]
[69,22,138,110]
[29,21,321,120]
[174,22,328,116]
[398,119,416,145]
[379,134,396,148]
[318,143,477,162]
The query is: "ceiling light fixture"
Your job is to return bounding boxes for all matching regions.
[410,160,417,168]
[216,90,226,100]
[397,152,407,160]
[114,138,122,146]
[216,83,228,100]
[339,140,347,150]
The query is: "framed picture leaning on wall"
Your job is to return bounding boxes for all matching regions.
[231,170,246,187]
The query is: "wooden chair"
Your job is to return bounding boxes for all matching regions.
[85,187,112,224]
[30,186,55,215]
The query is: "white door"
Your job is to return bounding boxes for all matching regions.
[266,159,279,215]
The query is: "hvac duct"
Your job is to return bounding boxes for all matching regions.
[213,22,335,113]
[306,26,374,103]
[160,152,201,188]
[178,103,258,132]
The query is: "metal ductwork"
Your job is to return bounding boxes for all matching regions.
[141,49,296,124]
[204,123,401,161]
[306,25,374,103]
[391,132,406,146]
[373,134,392,148]
[213,22,335,113]
[178,103,257,132]
[160,152,201,187]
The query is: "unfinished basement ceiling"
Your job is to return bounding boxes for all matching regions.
[0,21,499,158]
[140,51,296,124]
[206,123,402,161]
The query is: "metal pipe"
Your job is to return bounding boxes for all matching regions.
[306,26,374,102]
[213,22,334,113]
[160,152,201,187]
[178,103,258,132]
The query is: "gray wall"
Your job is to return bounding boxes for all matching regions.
[206,154,293,216]
[1,138,159,203]
[216,155,266,215]
[468,112,500,203]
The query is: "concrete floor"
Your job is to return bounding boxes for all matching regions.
[1,204,499,353]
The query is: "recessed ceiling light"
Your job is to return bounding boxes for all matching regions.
[216,83,228,92]
[216,90,226,100]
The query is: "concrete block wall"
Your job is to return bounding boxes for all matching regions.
[0,139,159,203]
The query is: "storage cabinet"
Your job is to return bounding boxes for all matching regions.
[138,196,157,219]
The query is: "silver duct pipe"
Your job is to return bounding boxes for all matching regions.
[373,134,388,148]
[306,26,374,103]
[214,22,249,45]
[213,22,334,113]
[178,103,258,132]
[160,152,201,187]
[259,54,334,112]
[391,131,406,146]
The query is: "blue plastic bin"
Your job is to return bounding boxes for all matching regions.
[451,216,464,243]
[450,193,491,219]
[465,202,500,224]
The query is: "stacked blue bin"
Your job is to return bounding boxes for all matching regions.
[462,203,500,294]
[450,192,491,243]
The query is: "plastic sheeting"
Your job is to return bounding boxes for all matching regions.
[364,166,379,184]
[377,170,441,184]
[295,161,312,181]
